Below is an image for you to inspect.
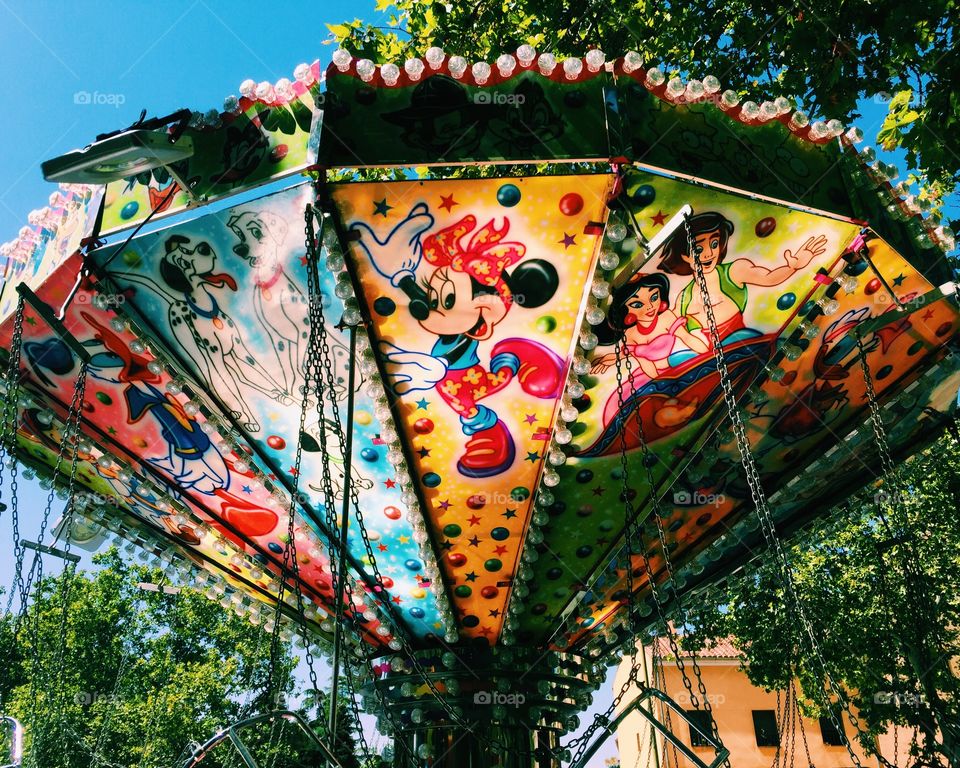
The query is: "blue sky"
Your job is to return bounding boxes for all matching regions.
[0,3,955,767]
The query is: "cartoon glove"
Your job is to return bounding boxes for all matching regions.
[349,203,435,287]
[381,341,449,395]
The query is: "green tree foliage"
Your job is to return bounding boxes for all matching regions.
[682,429,960,766]
[329,1,959,215]
[0,549,305,768]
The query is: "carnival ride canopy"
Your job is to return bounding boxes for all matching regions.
[0,48,957,664]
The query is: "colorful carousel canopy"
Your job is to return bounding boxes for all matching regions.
[1,49,958,757]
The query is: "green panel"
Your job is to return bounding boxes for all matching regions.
[319,65,614,167]
[618,75,854,217]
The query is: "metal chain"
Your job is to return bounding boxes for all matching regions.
[307,202,517,760]
[2,296,26,615]
[565,267,726,765]
[262,205,329,715]
[302,204,375,757]
[685,216,882,768]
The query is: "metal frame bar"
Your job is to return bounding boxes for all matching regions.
[1,717,23,768]
[179,710,343,768]
[569,686,729,768]
[328,323,357,736]
[15,284,91,364]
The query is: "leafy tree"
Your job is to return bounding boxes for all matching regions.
[682,428,960,766]
[0,548,345,768]
[329,1,959,221]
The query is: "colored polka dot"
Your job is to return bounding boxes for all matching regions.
[454,585,472,598]
[630,184,656,207]
[95,391,112,405]
[383,506,401,520]
[466,494,486,510]
[414,418,434,435]
[462,614,480,628]
[575,469,594,484]
[490,527,509,541]
[448,552,467,567]
[546,568,562,580]
[799,300,815,316]
[575,545,593,558]
[120,201,139,220]
[776,292,796,310]
[864,278,882,295]
[354,410,371,425]
[380,577,394,589]
[510,487,530,502]
[559,193,584,216]
[121,249,141,267]
[576,505,593,517]
[696,513,712,526]
[845,260,869,276]
[536,315,557,333]
[268,542,283,554]
[481,586,499,599]
[936,321,953,337]
[907,340,924,355]
[484,558,502,572]
[409,607,425,619]
[443,523,462,537]
[362,447,380,462]
[404,559,422,571]
[876,365,893,380]
[755,217,776,237]
[497,183,521,207]
[423,472,441,488]
[531,603,547,615]
[411,587,425,599]
[373,296,396,316]
[267,435,286,450]
[599,520,614,531]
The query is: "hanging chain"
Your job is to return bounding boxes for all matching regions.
[565,253,726,766]
[262,205,330,716]
[2,296,26,616]
[306,201,525,761]
[685,216,884,768]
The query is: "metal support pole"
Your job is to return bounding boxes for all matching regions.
[328,323,357,738]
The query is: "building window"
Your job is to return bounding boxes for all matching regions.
[752,710,780,747]
[685,710,714,748]
[819,713,847,746]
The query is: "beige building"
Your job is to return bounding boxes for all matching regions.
[613,639,913,768]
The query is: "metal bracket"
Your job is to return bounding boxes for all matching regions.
[15,284,92,364]
[20,539,81,564]
[853,281,958,339]
[569,685,730,768]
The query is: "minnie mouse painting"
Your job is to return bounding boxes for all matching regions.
[351,205,566,478]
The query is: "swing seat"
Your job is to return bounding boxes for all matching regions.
[177,711,342,768]
[1,716,23,768]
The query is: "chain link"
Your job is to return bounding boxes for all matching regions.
[685,216,883,768]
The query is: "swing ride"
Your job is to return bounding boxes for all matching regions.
[0,46,958,767]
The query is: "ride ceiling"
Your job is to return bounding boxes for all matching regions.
[0,51,957,656]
